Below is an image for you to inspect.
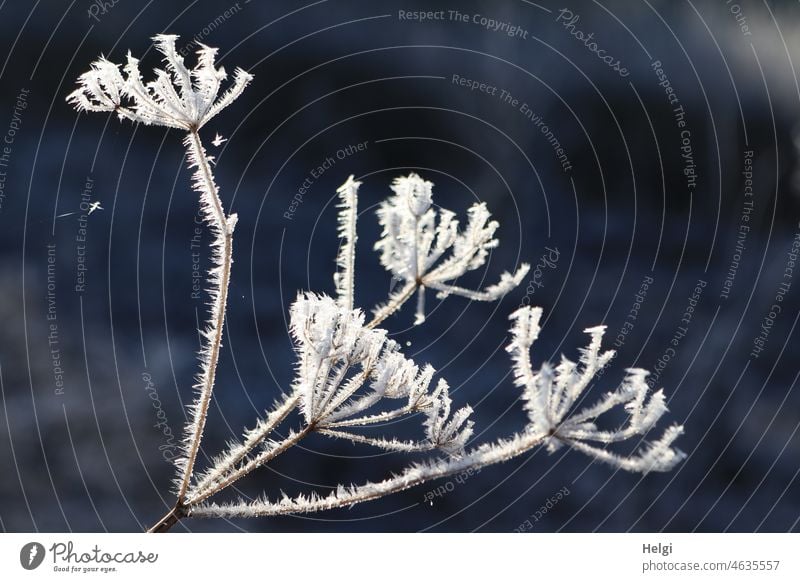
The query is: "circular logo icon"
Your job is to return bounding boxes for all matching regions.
[19,542,45,570]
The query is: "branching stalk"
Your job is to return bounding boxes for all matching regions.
[191,431,549,518]
[147,503,187,533]
[187,425,314,506]
[189,392,300,499]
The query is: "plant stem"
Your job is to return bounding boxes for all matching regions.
[150,130,234,532]
[189,393,300,500]
[147,503,186,533]
[175,130,235,503]
[187,425,314,506]
[190,431,548,519]
[367,281,418,329]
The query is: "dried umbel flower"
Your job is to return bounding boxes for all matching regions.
[67,34,252,130]
[66,57,128,114]
[372,173,530,325]
[507,307,686,473]
[289,293,473,455]
[187,176,683,522]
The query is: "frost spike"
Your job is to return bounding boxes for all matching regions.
[334,175,361,311]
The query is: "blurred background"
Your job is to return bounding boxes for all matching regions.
[0,0,799,532]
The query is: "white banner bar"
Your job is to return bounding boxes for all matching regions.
[1,533,797,581]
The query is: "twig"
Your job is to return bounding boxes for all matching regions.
[189,392,300,499]
[187,425,314,506]
[191,431,549,518]
[367,281,418,329]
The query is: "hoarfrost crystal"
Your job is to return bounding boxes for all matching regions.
[373,173,530,324]
[506,307,686,473]
[68,34,252,130]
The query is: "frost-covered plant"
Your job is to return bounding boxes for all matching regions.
[68,35,685,533]
[506,308,685,471]
[372,173,529,325]
[68,34,252,527]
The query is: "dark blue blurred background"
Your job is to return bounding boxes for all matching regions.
[1,0,799,532]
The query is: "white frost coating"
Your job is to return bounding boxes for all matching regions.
[68,34,253,503]
[188,391,300,500]
[372,173,530,325]
[67,34,252,130]
[506,306,686,472]
[66,57,128,115]
[192,305,685,520]
[423,379,474,455]
[171,130,236,498]
[288,293,469,445]
[191,429,548,519]
[334,175,361,311]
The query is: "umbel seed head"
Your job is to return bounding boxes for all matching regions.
[67,34,252,131]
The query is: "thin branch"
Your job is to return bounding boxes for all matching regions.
[187,425,313,506]
[175,129,236,503]
[147,503,186,533]
[315,363,368,422]
[190,430,548,518]
[322,403,424,428]
[318,428,435,453]
[189,392,300,499]
[368,281,418,329]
